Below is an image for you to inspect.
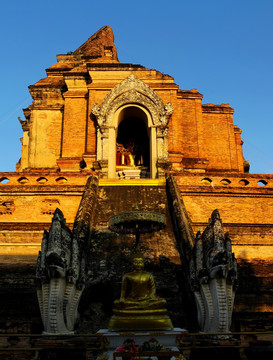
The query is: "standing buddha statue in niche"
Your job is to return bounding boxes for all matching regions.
[108,256,173,331]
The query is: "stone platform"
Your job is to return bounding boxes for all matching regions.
[97,328,187,359]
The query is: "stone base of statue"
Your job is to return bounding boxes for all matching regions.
[108,309,173,331]
[97,328,187,360]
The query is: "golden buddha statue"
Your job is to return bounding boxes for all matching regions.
[108,256,173,331]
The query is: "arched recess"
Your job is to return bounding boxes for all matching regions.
[109,105,156,178]
[92,74,173,179]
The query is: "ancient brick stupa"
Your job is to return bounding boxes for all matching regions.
[0,26,272,344]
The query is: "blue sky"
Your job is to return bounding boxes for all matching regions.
[0,0,272,173]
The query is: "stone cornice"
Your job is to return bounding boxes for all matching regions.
[234,125,242,134]
[193,222,273,229]
[87,63,146,71]
[202,103,234,114]
[0,222,73,230]
[0,185,85,194]
[28,104,64,111]
[62,90,88,98]
[63,72,89,79]
[178,186,273,197]
[29,78,65,89]
[177,89,203,100]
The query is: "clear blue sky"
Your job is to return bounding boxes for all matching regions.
[0,0,272,174]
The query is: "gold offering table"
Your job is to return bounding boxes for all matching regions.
[97,328,187,360]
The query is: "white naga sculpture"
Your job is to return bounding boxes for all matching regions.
[36,176,98,334]
[190,209,238,334]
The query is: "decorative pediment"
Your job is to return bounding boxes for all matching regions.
[92,74,173,128]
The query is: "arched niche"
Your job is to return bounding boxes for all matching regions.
[92,74,173,179]
[108,105,156,179]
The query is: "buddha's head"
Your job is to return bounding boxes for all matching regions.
[132,257,144,272]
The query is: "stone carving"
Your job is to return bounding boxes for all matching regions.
[91,75,173,178]
[164,102,174,116]
[160,103,174,127]
[41,199,60,215]
[91,74,173,129]
[36,209,75,334]
[0,201,15,215]
[36,176,99,334]
[91,103,101,118]
[190,209,238,334]
[18,116,30,131]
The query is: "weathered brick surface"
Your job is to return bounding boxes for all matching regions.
[94,185,181,263]
[16,28,244,173]
[1,27,272,334]
[62,96,88,158]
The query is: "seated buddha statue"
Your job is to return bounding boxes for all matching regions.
[108,256,173,331]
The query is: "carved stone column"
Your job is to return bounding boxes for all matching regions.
[156,103,173,177]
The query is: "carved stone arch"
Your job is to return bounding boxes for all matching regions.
[92,74,173,129]
[91,74,173,179]
[107,90,160,127]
